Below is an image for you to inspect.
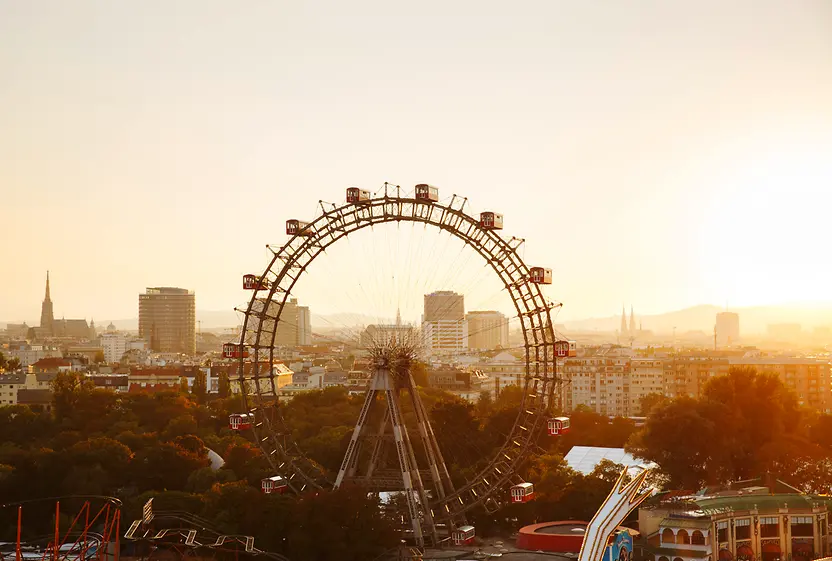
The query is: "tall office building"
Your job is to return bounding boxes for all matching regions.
[249,297,309,348]
[424,291,465,322]
[138,287,196,355]
[423,291,466,355]
[715,312,740,347]
[297,305,312,346]
[466,310,508,350]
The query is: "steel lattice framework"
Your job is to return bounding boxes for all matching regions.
[237,188,561,524]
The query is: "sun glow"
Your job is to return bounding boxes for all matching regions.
[698,127,832,307]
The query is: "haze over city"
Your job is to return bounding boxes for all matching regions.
[5,4,832,561]
[3,0,831,324]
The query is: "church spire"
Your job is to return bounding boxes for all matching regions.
[396,307,402,326]
[40,271,55,335]
[629,305,636,337]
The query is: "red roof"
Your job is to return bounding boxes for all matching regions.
[129,366,181,377]
[32,357,71,368]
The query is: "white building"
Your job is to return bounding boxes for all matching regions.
[474,351,525,391]
[100,332,129,364]
[422,320,468,356]
[5,343,62,367]
[423,291,467,356]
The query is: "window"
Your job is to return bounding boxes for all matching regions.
[791,516,814,537]
[761,517,779,538]
[736,519,751,540]
[717,521,729,543]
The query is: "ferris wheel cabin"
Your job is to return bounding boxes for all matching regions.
[510,482,535,503]
[547,416,571,436]
[530,267,553,284]
[222,343,249,359]
[555,340,577,358]
[242,274,268,290]
[479,211,504,230]
[286,219,314,237]
[229,413,253,431]
[346,187,371,204]
[452,525,476,546]
[415,184,439,202]
[261,475,288,494]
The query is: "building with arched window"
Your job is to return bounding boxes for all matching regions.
[639,481,830,561]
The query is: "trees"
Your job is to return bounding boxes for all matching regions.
[217,371,231,398]
[191,370,208,403]
[132,441,210,492]
[51,371,96,422]
[629,366,820,490]
[627,397,717,489]
[0,353,19,372]
[639,392,669,416]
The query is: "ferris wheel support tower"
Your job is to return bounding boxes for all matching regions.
[334,350,454,547]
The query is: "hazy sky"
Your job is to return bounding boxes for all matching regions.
[2,0,831,325]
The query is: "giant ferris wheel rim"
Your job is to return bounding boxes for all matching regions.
[236,189,561,516]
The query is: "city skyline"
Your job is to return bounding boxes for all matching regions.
[6,271,832,338]
[2,1,831,324]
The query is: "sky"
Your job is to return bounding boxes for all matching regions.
[1,0,831,326]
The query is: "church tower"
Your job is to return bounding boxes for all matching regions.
[40,271,54,335]
[620,306,628,341]
[629,306,636,340]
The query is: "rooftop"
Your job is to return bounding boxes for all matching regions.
[564,446,654,475]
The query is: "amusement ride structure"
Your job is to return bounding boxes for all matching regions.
[225,183,578,550]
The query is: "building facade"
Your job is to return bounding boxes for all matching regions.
[423,291,466,355]
[640,483,830,561]
[466,310,508,351]
[138,287,196,355]
[100,332,129,364]
[564,347,633,416]
[360,323,415,347]
[715,312,740,347]
[297,305,312,346]
[248,297,309,348]
[566,351,831,415]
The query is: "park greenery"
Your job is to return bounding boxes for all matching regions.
[0,366,830,560]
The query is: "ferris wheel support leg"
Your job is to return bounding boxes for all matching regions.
[364,407,390,481]
[386,386,436,548]
[408,378,454,505]
[334,388,377,488]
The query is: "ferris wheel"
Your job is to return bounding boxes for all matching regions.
[224,183,574,549]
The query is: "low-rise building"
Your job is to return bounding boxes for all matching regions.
[639,480,830,561]
[30,357,72,373]
[128,366,181,392]
[229,361,294,395]
[474,351,525,391]
[0,372,26,405]
[6,343,62,368]
[17,389,53,411]
[88,374,129,392]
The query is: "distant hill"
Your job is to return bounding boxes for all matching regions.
[6,302,831,337]
[563,303,832,335]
